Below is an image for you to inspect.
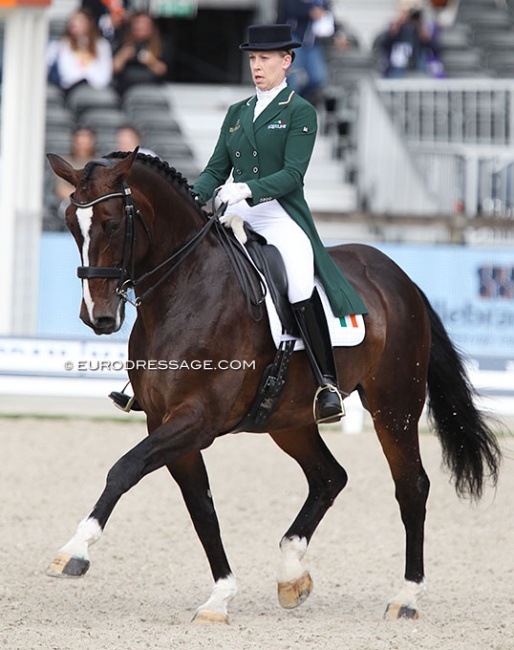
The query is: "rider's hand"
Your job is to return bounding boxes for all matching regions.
[216,182,252,207]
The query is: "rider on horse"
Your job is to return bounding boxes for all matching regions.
[192,24,367,424]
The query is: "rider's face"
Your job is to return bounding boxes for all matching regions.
[248,51,292,92]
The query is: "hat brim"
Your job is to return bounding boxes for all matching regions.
[239,40,302,51]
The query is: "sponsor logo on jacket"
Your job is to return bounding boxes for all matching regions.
[268,119,287,130]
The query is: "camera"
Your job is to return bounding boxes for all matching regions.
[135,42,149,62]
[409,9,422,21]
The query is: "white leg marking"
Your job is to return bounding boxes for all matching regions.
[388,579,427,610]
[195,575,238,619]
[59,516,103,561]
[76,207,95,323]
[277,536,308,584]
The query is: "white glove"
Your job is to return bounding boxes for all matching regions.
[216,182,252,207]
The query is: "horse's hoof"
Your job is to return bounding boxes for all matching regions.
[277,571,313,609]
[46,552,90,578]
[192,608,229,624]
[384,602,419,620]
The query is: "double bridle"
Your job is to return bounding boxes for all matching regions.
[69,157,247,309]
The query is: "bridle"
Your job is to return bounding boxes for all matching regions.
[69,157,224,308]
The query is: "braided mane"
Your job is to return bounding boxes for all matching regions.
[104,150,206,216]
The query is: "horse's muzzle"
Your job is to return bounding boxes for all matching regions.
[80,301,124,335]
[92,315,119,334]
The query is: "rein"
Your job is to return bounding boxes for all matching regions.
[213,217,266,321]
[125,206,220,306]
[71,157,266,318]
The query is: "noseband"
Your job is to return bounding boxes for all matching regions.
[70,157,219,307]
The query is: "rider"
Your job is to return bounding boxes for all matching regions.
[192,24,367,423]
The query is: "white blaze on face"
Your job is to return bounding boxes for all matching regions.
[76,206,96,323]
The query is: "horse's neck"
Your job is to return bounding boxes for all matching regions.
[144,188,213,269]
[131,189,265,360]
[135,190,226,315]
[156,188,202,236]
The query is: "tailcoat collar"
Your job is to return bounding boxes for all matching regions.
[241,86,295,145]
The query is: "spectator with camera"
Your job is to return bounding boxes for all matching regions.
[112,11,169,96]
[377,0,444,78]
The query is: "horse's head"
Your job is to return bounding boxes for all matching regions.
[47,150,153,335]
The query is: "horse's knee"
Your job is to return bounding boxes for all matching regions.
[105,452,146,495]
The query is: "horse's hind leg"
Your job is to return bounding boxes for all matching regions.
[366,388,430,620]
[269,424,348,609]
[165,452,236,624]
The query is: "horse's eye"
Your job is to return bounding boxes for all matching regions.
[103,220,121,236]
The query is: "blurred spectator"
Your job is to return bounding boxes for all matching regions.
[46,8,113,96]
[332,20,360,52]
[277,0,332,105]
[81,0,128,41]
[377,1,444,78]
[112,11,169,96]
[54,126,97,221]
[115,124,158,157]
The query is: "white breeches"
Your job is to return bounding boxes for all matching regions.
[232,199,314,303]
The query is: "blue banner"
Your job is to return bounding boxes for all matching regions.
[38,234,514,362]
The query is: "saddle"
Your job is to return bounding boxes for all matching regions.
[213,219,298,432]
[242,223,298,337]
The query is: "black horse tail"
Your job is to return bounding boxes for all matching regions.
[418,287,502,500]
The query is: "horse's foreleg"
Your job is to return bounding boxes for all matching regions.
[47,516,102,578]
[166,452,236,624]
[47,416,214,581]
[269,426,348,609]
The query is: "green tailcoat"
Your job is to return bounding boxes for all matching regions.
[193,86,367,318]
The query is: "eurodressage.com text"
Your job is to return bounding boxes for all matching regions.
[65,359,256,372]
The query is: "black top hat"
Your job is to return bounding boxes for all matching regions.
[239,24,302,51]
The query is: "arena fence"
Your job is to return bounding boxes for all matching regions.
[358,78,514,218]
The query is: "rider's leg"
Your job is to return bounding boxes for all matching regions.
[243,207,344,424]
[291,288,344,424]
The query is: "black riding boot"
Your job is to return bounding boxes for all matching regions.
[292,288,345,424]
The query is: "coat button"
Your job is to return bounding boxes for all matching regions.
[253,166,258,174]
[252,151,257,157]
[236,169,242,175]
[235,151,241,157]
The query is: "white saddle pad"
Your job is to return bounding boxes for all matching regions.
[264,277,366,351]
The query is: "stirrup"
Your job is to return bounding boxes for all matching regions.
[313,383,345,424]
[109,383,143,412]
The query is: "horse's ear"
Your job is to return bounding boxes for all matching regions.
[47,153,82,187]
[110,148,139,183]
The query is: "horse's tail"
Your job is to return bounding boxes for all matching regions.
[418,287,502,500]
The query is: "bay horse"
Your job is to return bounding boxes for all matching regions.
[46,149,501,623]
